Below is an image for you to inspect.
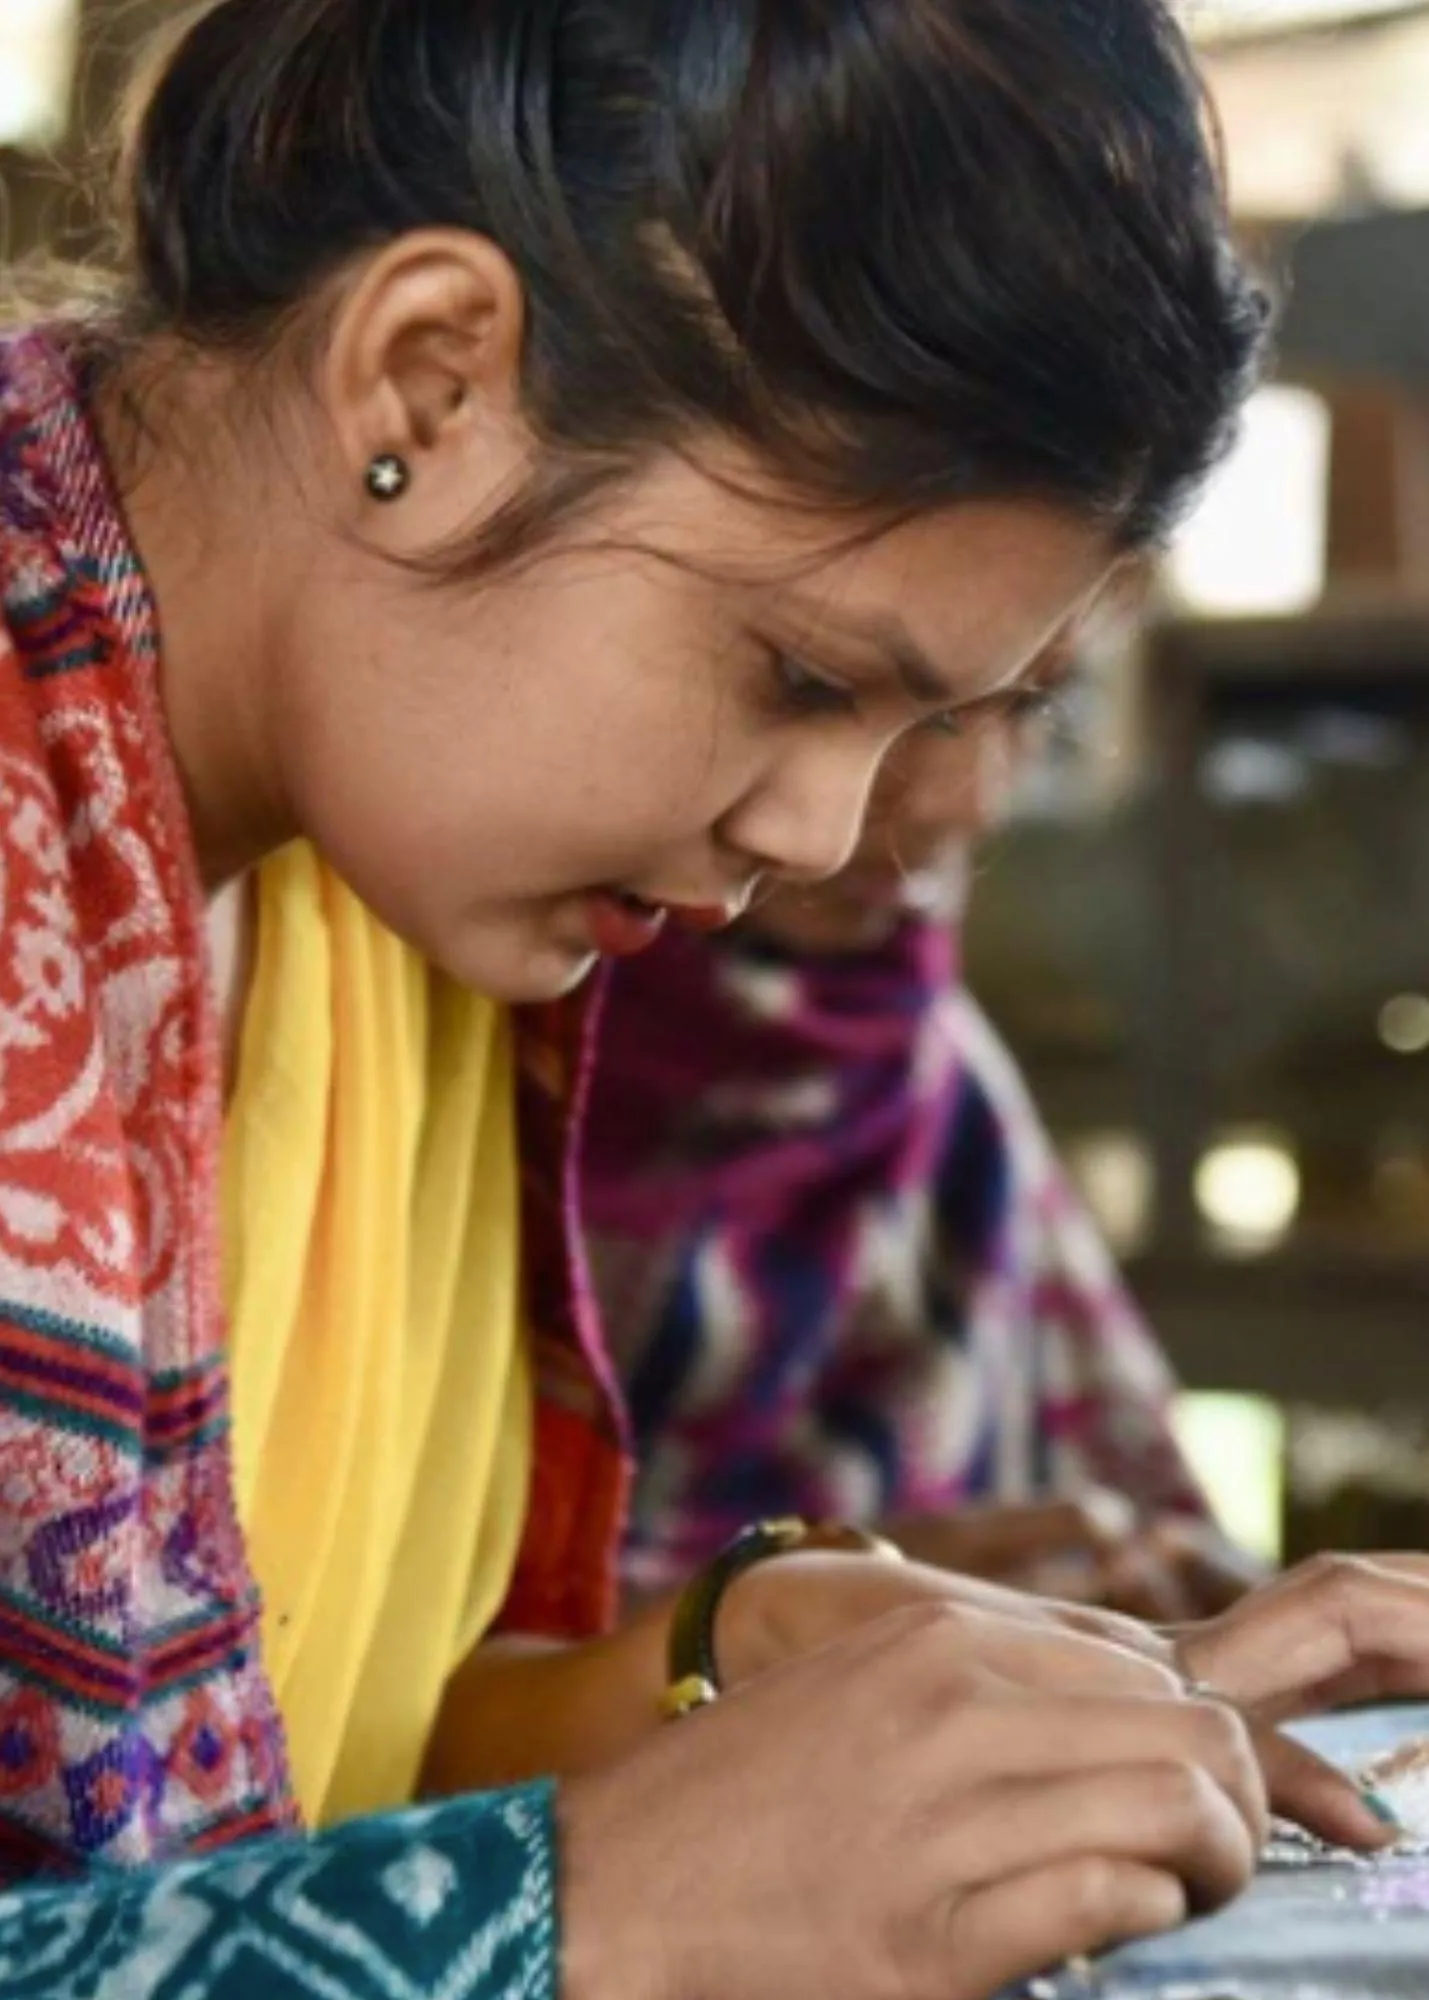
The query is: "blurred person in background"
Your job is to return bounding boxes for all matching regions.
[588,653,1261,1624]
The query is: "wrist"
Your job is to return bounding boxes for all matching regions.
[715,1547,803,1684]
[1167,1620,1219,1687]
[717,1546,910,1686]
[663,1520,908,1707]
[558,1774,672,2000]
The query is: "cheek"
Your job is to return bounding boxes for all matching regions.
[280,557,772,902]
[493,618,762,851]
[273,590,548,908]
[499,558,770,817]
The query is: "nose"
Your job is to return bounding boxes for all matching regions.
[718,741,880,885]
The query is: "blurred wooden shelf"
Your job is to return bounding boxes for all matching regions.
[1128,1248,1429,1407]
[1149,598,1429,683]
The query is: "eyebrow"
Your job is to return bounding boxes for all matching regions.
[888,636,955,706]
[782,597,957,706]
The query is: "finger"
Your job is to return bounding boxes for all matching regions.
[1256,1726,1400,1851]
[1179,1553,1429,1711]
[953,1495,1137,1570]
[998,1550,1105,1602]
[948,1859,1187,2000]
[1101,1574,1189,1624]
[1173,1553,1259,1620]
[1258,1658,1405,1725]
[1046,1601,1180,1665]
[949,1695,1267,1844]
[1099,1543,1202,1624]
[1142,1519,1261,1616]
[1347,1554,1429,1580]
[943,1762,1256,1914]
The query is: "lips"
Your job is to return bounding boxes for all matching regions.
[670,904,740,934]
[582,889,670,959]
[579,882,751,959]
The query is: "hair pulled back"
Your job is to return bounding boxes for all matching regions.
[118,0,1269,561]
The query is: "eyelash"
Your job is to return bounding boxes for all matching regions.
[772,652,859,719]
[923,709,968,740]
[1009,684,1062,722]
[939,682,1071,736]
[773,651,1073,737]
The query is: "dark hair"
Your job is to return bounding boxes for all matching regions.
[116,0,1269,565]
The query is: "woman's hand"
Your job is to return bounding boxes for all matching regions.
[427,1539,1167,1794]
[721,1542,1423,1856]
[1095,1516,1264,1623]
[441,1543,1428,1863]
[888,1493,1261,1621]
[1171,1552,1429,1848]
[561,1603,1264,2000]
[887,1492,1143,1586]
[719,1541,1174,1693]
[1175,1552,1429,1718]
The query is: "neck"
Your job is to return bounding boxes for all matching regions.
[93,351,302,892]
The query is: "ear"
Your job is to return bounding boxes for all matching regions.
[321,229,530,525]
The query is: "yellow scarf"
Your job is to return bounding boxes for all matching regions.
[221,843,531,1827]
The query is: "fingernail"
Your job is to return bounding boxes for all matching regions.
[1361,1788,1405,1832]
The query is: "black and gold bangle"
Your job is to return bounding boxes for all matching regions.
[661,1517,903,1721]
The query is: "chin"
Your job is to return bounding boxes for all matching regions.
[433,923,599,1005]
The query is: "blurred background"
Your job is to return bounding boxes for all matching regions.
[4,0,1428,1562]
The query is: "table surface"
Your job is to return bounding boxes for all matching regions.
[1017,1705,1429,2000]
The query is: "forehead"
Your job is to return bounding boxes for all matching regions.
[764,503,1113,677]
[611,454,1116,699]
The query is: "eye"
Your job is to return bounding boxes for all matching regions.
[771,652,858,718]
[1008,686,1059,721]
[919,679,1069,742]
[921,708,969,739]
[1009,667,1083,728]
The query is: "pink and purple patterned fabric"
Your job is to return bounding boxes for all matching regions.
[585,921,1208,1595]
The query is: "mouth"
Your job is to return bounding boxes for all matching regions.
[581,889,671,959]
[579,885,753,959]
[668,902,743,934]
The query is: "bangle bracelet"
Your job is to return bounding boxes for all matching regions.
[666,1518,808,1704]
[662,1517,904,1720]
[660,1673,720,1721]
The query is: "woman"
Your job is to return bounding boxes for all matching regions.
[3,2,1429,1996]
[586,696,1258,1622]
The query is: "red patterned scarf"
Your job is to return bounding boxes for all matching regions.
[0,328,627,1873]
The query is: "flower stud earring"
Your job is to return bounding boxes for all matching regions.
[365,453,411,502]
